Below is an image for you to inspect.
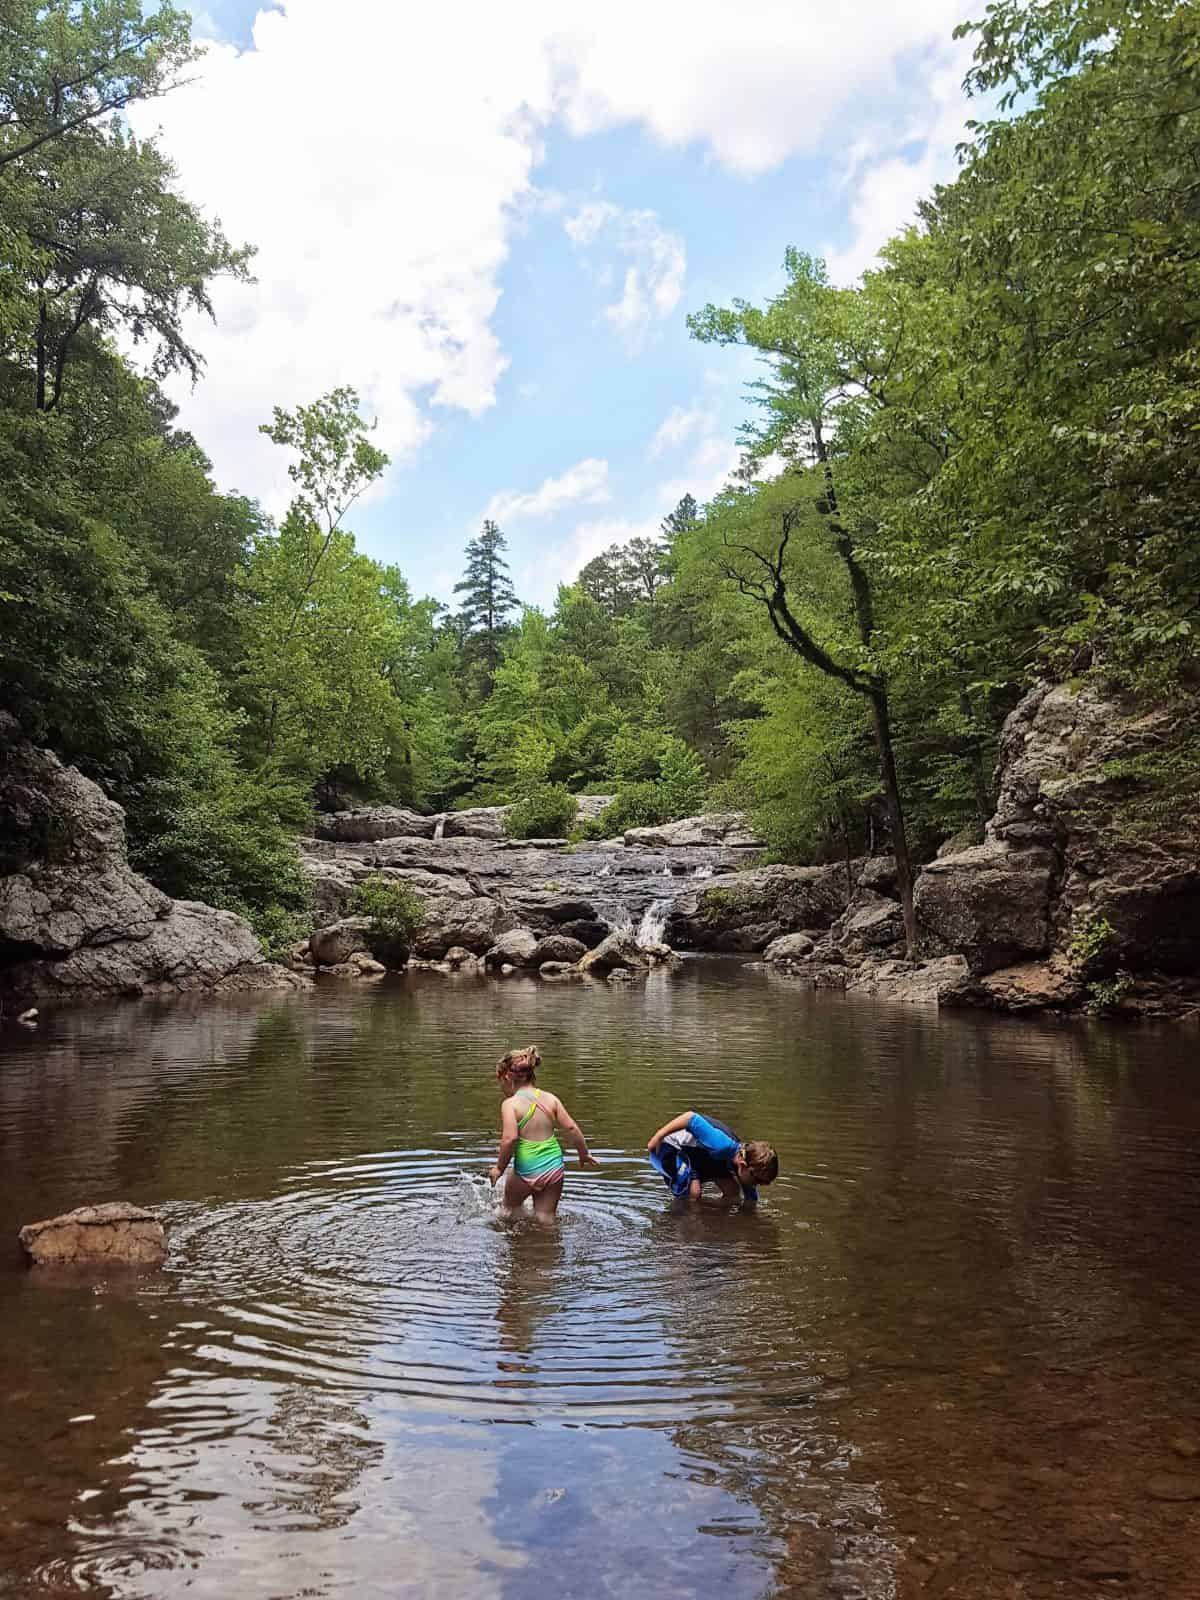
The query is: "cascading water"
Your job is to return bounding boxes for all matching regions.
[636,899,672,947]
[432,814,446,842]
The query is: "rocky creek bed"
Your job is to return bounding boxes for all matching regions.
[2,682,1197,1020]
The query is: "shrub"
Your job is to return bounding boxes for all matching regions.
[1067,913,1118,976]
[250,904,311,963]
[504,783,577,840]
[351,875,425,942]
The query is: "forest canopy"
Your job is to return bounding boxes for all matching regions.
[0,0,1195,953]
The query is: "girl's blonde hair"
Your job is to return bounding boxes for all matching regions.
[496,1044,540,1084]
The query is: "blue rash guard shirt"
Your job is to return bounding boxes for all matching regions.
[649,1112,758,1203]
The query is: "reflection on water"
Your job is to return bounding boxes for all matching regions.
[2,964,1200,1597]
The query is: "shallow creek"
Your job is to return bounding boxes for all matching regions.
[2,961,1199,1598]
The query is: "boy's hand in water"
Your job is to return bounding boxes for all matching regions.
[488,1165,502,1186]
[579,1153,601,1168]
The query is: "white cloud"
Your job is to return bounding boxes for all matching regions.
[824,49,975,283]
[130,0,972,503]
[487,458,610,523]
[520,409,744,606]
[520,512,661,605]
[556,1,968,176]
[565,203,686,349]
[648,402,709,458]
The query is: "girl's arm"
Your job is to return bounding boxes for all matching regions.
[489,1098,520,1185]
[647,1111,695,1151]
[553,1097,600,1168]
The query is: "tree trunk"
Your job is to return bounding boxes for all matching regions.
[867,689,917,955]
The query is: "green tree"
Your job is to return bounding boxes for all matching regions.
[453,519,520,678]
[690,258,921,951]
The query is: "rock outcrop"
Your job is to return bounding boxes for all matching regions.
[921,683,1199,1015]
[666,863,852,952]
[19,1202,167,1266]
[0,723,304,1004]
[624,812,762,849]
[764,684,1200,1017]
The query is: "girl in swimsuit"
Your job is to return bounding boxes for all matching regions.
[488,1045,600,1220]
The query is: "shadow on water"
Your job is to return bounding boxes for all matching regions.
[1,965,1199,1596]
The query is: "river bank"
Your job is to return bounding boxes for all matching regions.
[2,682,1197,1020]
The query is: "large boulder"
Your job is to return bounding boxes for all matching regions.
[763,931,817,964]
[624,811,762,849]
[411,895,520,959]
[309,917,372,967]
[442,806,510,841]
[313,806,435,842]
[666,864,851,952]
[578,928,648,974]
[19,1203,167,1267]
[915,841,1056,973]
[315,806,438,844]
[483,928,540,969]
[845,956,971,1006]
[531,933,588,966]
[0,723,303,1003]
[914,683,1200,984]
[835,894,906,954]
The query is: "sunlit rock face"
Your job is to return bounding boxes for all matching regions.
[0,718,303,1003]
[917,683,1200,1006]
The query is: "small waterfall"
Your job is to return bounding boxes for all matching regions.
[432,814,446,842]
[636,899,671,947]
[692,864,713,879]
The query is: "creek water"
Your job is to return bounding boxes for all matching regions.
[2,962,1199,1599]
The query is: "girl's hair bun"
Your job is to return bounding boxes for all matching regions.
[496,1044,541,1081]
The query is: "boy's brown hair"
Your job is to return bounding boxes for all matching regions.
[742,1140,779,1185]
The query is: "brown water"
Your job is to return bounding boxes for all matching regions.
[2,963,1199,1599]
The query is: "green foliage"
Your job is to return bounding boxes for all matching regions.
[504,784,578,840]
[350,876,425,942]
[1067,914,1118,977]
[250,904,311,964]
[1085,972,1135,1017]
[579,730,706,838]
[453,519,520,680]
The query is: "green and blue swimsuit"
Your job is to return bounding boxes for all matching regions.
[512,1088,565,1189]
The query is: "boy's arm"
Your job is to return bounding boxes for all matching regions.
[647,1111,695,1151]
[553,1097,600,1167]
[489,1099,519,1184]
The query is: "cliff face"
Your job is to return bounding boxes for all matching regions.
[0,721,305,1004]
[760,684,1199,1018]
[916,683,1200,1015]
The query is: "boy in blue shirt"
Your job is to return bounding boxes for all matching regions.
[647,1110,778,1205]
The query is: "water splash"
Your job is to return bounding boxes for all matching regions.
[693,865,713,879]
[455,1169,499,1220]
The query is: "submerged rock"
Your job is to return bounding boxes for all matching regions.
[19,1202,167,1267]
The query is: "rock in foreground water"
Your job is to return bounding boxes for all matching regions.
[19,1202,167,1267]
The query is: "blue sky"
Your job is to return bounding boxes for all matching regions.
[146,1,975,609]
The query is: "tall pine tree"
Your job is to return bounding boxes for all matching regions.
[453,520,520,678]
